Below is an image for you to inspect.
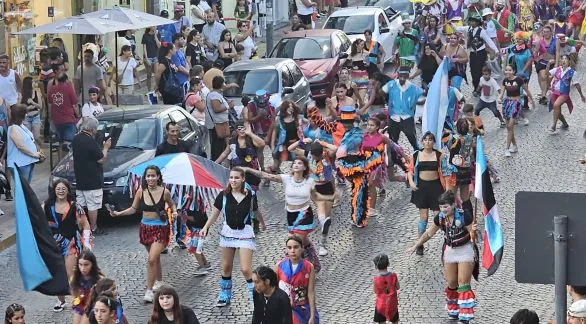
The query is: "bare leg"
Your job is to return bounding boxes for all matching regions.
[146,242,166,289]
[221,247,236,278]
[506,119,515,149]
[88,209,99,232]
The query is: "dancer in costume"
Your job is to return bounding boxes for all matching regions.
[43,179,92,313]
[498,65,535,157]
[443,118,476,203]
[534,25,556,105]
[362,117,392,217]
[70,251,104,324]
[200,167,258,307]
[265,100,304,186]
[348,39,370,102]
[243,158,322,272]
[383,67,423,152]
[242,89,276,171]
[407,191,477,323]
[394,17,419,68]
[337,67,363,107]
[372,254,400,324]
[306,105,382,228]
[495,0,515,49]
[184,200,212,277]
[288,139,337,256]
[506,31,533,119]
[407,132,446,255]
[277,235,319,324]
[110,165,178,303]
[548,54,586,134]
[440,33,469,90]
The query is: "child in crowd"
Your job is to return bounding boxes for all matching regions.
[71,251,104,324]
[462,103,501,183]
[475,66,505,128]
[4,303,25,324]
[81,87,105,119]
[373,253,400,324]
[84,277,129,324]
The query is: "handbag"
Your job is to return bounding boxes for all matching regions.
[114,59,131,85]
[146,188,168,222]
[162,59,184,100]
[205,92,231,138]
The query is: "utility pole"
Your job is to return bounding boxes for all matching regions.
[265,0,274,56]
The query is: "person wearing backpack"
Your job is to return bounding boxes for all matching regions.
[155,43,184,105]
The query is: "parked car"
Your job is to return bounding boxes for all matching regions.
[323,6,403,64]
[222,58,312,114]
[268,29,351,100]
[365,0,415,21]
[50,105,208,213]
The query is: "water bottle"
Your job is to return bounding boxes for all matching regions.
[196,234,205,254]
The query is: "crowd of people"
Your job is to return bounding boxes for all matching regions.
[1,0,586,323]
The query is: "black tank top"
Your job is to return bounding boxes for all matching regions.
[140,189,165,212]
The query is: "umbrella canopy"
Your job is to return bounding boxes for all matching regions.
[83,6,176,29]
[128,153,230,210]
[14,16,137,35]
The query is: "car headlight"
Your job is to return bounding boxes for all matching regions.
[308,71,328,82]
[115,174,129,187]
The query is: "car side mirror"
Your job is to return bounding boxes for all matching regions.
[282,87,294,95]
[380,27,390,34]
[339,52,349,59]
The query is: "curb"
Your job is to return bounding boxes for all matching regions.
[0,232,16,253]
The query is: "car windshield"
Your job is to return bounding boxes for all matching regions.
[324,15,375,35]
[270,37,331,60]
[223,69,279,97]
[365,0,413,14]
[96,118,157,150]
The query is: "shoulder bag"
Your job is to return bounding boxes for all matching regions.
[206,92,231,138]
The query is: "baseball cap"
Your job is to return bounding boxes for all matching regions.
[339,105,357,121]
[160,9,169,17]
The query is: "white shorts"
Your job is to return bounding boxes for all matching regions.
[76,189,103,211]
[219,224,256,250]
[443,242,475,264]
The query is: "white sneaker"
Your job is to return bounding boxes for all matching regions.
[152,280,163,292]
[143,289,154,303]
[509,145,518,153]
[318,246,329,256]
[194,265,209,276]
[368,208,378,217]
[505,150,512,157]
[522,118,530,126]
[53,300,66,312]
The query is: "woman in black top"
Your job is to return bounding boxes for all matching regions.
[407,191,477,323]
[252,266,293,324]
[498,64,534,157]
[348,39,369,102]
[185,30,206,67]
[411,44,442,93]
[218,30,237,68]
[201,167,259,307]
[110,165,178,303]
[155,43,183,105]
[43,179,92,313]
[149,284,200,324]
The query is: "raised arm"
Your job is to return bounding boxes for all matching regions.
[242,167,282,183]
[307,105,339,134]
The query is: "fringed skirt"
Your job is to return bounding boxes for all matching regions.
[502,98,522,119]
[139,223,170,246]
[219,224,256,250]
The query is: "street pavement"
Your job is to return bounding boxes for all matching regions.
[2,14,586,324]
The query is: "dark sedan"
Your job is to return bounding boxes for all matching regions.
[50,105,208,213]
[269,29,351,100]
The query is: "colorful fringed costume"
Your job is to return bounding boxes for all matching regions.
[548,66,577,114]
[307,106,382,227]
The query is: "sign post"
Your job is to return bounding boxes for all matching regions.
[554,215,568,324]
[265,0,274,56]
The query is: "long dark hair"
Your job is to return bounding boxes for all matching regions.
[278,100,300,120]
[253,266,278,287]
[350,39,364,56]
[85,278,116,318]
[93,295,116,321]
[70,250,102,297]
[224,167,246,195]
[4,304,24,324]
[46,178,75,206]
[149,285,182,324]
[141,165,163,189]
[20,76,35,104]
[158,42,174,62]
[220,29,232,42]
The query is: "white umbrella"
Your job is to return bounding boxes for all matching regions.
[14,16,137,35]
[82,6,176,29]
[15,16,137,105]
[83,7,177,107]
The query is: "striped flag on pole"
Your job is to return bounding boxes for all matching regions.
[474,136,504,276]
[422,57,449,150]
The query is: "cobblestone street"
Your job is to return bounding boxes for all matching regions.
[1,51,586,323]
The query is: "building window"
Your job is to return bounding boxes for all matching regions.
[119,0,131,6]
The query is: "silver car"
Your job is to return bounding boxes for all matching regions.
[222,58,312,114]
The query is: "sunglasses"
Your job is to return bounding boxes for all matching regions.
[237,126,246,131]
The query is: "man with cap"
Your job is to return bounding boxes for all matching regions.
[382,66,423,151]
[568,300,586,323]
[394,15,419,68]
[495,0,516,48]
[157,10,178,43]
[482,8,499,47]
[243,89,276,171]
[449,13,498,97]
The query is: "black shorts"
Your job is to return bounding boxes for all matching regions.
[455,167,472,186]
[315,181,334,195]
[410,179,443,211]
[374,310,399,323]
[535,59,553,74]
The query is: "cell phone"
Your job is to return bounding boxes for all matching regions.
[147,91,159,105]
